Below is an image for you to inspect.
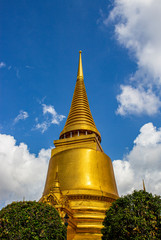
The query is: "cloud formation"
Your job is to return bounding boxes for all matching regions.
[116,85,161,116]
[14,110,29,124]
[36,104,66,133]
[113,122,161,196]
[0,62,6,68]
[105,0,161,115]
[0,134,51,209]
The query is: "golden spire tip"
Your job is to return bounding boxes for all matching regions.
[143,179,146,191]
[77,50,83,79]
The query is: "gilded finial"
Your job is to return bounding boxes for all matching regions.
[143,179,146,191]
[77,50,84,79]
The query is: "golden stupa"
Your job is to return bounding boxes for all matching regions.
[40,51,118,240]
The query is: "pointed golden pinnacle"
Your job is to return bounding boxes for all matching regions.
[60,51,101,141]
[143,179,146,191]
[77,50,84,79]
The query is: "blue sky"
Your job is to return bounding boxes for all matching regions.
[0,0,161,208]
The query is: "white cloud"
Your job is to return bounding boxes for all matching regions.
[25,65,34,69]
[116,85,161,116]
[35,122,49,134]
[15,67,20,79]
[113,122,161,196]
[113,160,134,195]
[134,123,161,147]
[42,104,66,124]
[0,62,6,68]
[0,134,51,209]
[35,104,66,133]
[14,110,29,124]
[103,0,161,115]
[107,0,161,81]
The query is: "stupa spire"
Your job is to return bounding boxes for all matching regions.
[77,50,84,79]
[143,179,146,191]
[60,51,101,141]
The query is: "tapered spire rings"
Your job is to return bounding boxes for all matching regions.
[60,51,101,142]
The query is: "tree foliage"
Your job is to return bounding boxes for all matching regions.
[0,201,66,240]
[102,190,161,240]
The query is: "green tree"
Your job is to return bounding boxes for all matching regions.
[0,201,66,240]
[102,190,161,240]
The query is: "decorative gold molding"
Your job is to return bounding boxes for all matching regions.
[68,194,115,203]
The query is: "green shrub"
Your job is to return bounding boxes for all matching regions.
[0,201,66,240]
[102,190,161,240]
